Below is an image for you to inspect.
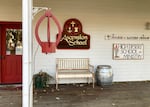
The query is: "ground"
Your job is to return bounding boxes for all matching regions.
[0,82,150,107]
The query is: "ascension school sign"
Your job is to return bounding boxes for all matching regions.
[57,18,90,49]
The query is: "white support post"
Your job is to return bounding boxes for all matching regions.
[22,0,33,107]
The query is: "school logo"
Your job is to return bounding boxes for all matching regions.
[57,18,90,49]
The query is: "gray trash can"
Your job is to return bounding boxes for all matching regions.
[96,65,113,87]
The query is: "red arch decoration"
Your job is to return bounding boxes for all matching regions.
[35,9,62,54]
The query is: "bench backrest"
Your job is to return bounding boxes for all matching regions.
[56,58,89,70]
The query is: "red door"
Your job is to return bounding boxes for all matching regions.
[0,22,22,84]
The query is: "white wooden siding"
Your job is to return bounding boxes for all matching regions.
[33,0,150,83]
[1,0,150,83]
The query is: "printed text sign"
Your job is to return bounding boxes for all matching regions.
[113,44,144,60]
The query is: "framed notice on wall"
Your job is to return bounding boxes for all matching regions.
[113,44,144,60]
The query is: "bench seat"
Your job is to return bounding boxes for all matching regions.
[57,71,93,78]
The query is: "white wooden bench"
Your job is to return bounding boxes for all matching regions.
[56,58,95,90]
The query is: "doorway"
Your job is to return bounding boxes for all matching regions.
[0,22,22,84]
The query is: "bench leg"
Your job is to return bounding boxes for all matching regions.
[56,78,58,90]
[87,77,90,84]
[88,77,94,88]
[92,77,95,88]
[56,83,58,90]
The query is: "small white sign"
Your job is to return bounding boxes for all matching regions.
[113,44,144,60]
[16,47,23,55]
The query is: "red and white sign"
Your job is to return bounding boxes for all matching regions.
[57,18,90,49]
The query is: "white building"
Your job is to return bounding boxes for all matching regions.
[0,0,150,107]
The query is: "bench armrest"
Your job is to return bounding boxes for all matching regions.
[89,64,94,73]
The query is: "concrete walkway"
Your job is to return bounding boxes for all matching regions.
[0,86,22,107]
[33,82,150,107]
[0,82,150,107]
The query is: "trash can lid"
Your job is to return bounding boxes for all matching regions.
[97,65,111,69]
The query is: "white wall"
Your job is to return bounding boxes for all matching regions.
[33,0,150,83]
[1,0,150,83]
[0,0,22,21]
